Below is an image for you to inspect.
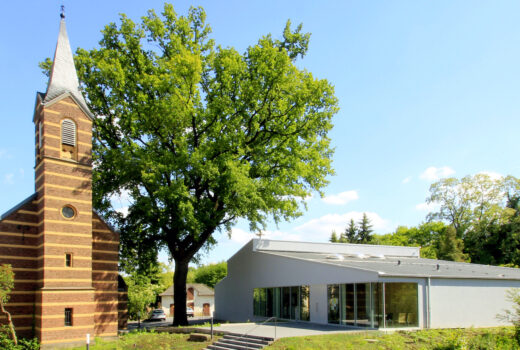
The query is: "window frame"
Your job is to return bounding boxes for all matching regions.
[64,308,73,327]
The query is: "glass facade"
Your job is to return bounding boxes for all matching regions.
[254,282,418,328]
[253,285,310,321]
[384,283,419,328]
[327,284,340,324]
[328,282,418,328]
[300,286,310,321]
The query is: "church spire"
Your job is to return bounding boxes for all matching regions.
[43,9,93,119]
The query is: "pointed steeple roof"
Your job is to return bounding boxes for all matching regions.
[43,15,93,119]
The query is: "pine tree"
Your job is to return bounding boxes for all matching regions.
[357,213,373,243]
[437,226,469,262]
[330,230,339,243]
[344,219,358,243]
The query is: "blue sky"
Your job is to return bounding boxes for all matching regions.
[1,1,519,266]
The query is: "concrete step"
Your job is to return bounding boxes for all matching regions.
[205,331,275,350]
[206,345,237,350]
[207,345,263,350]
[223,335,270,346]
[218,338,264,349]
[225,332,275,342]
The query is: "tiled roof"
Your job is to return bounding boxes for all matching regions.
[0,193,37,220]
[42,18,93,119]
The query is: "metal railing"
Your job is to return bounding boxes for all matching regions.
[236,316,278,349]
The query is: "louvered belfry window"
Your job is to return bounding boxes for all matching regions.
[38,121,42,149]
[61,119,76,146]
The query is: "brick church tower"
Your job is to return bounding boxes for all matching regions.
[0,12,127,347]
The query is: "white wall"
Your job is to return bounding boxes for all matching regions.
[161,295,173,315]
[429,278,520,328]
[161,293,215,316]
[215,241,379,322]
[216,240,520,328]
[193,294,215,316]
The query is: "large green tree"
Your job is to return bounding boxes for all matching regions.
[426,174,520,265]
[0,264,16,345]
[372,221,447,259]
[191,261,227,289]
[426,174,506,237]
[67,5,337,325]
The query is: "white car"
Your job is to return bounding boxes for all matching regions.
[149,309,166,321]
[186,307,194,317]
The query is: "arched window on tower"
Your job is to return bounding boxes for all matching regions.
[61,119,77,160]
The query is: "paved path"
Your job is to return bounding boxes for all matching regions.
[209,321,370,339]
[127,316,212,330]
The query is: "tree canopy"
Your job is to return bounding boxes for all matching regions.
[0,264,16,345]
[52,4,338,325]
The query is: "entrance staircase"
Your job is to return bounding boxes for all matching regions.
[205,332,274,350]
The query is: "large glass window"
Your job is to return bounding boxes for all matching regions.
[253,288,266,317]
[328,282,418,329]
[327,284,340,324]
[266,288,274,317]
[254,286,309,321]
[282,287,291,319]
[340,284,355,326]
[384,283,418,328]
[300,286,310,321]
[372,282,383,328]
[290,287,299,320]
[356,283,370,327]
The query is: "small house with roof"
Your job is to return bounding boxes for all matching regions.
[215,239,520,329]
[160,283,215,317]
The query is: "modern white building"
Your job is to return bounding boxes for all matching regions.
[160,283,215,317]
[215,239,520,329]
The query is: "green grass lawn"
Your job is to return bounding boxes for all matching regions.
[67,330,219,350]
[63,327,518,350]
[266,327,519,350]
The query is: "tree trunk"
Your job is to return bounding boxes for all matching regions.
[172,259,189,326]
[0,299,17,345]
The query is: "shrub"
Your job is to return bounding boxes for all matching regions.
[0,326,39,350]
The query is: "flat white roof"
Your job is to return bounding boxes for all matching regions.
[252,239,420,258]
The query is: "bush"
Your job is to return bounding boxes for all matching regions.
[0,326,39,350]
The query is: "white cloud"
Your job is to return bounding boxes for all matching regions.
[415,202,440,212]
[322,190,359,205]
[419,166,455,182]
[293,211,389,240]
[229,228,256,244]
[402,176,412,184]
[4,173,14,184]
[228,211,389,244]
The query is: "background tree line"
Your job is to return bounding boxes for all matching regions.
[331,174,520,266]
